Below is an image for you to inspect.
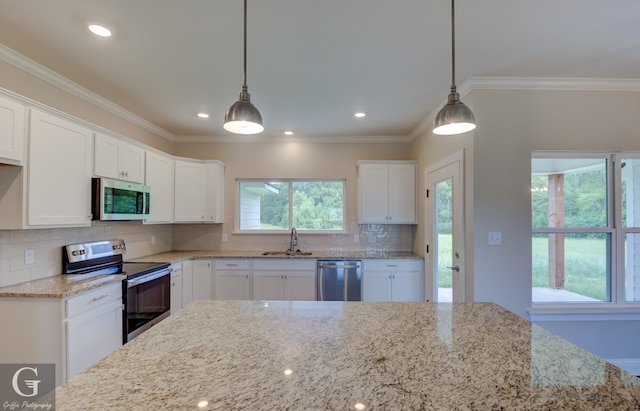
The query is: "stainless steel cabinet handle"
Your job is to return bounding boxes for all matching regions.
[91,294,108,302]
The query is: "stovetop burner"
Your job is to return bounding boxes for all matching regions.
[62,239,169,278]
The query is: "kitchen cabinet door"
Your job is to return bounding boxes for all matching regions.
[358,163,389,223]
[215,271,251,300]
[358,161,417,224]
[283,271,316,301]
[362,270,392,302]
[252,271,284,300]
[203,162,225,223]
[192,260,213,300]
[28,109,93,226]
[362,259,424,302]
[66,288,123,379]
[388,163,417,224]
[94,133,145,183]
[391,271,424,302]
[181,260,194,308]
[0,95,25,165]
[174,160,205,222]
[214,259,252,300]
[170,266,183,313]
[145,150,174,223]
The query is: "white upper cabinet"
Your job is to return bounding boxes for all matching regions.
[0,95,25,165]
[358,161,417,224]
[174,160,206,222]
[145,150,174,224]
[174,159,224,223]
[28,109,93,227]
[204,162,224,223]
[94,133,145,183]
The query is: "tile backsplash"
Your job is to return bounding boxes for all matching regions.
[0,222,172,287]
[0,221,414,288]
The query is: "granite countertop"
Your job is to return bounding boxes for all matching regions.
[0,274,125,298]
[130,250,423,265]
[54,300,640,410]
[0,250,421,298]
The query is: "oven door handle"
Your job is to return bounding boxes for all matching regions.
[126,268,172,288]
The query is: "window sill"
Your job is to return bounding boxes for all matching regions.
[528,304,640,321]
[232,230,349,235]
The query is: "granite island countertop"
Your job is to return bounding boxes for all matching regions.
[53,300,640,410]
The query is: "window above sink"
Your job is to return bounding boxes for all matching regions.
[236,179,345,233]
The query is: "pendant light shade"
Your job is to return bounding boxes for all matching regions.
[433,0,475,136]
[223,0,263,135]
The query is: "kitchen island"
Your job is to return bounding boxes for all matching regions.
[53,301,640,410]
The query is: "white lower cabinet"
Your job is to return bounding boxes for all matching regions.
[0,282,123,386]
[362,259,424,302]
[192,260,213,300]
[214,259,252,300]
[253,259,316,301]
[181,260,194,307]
[170,263,183,313]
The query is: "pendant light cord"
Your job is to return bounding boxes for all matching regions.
[243,0,248,90]
[450,0,456,92]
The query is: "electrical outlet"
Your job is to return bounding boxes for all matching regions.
[222,234,228,242]
[353,234,359,243]
[151,235,156,245]
[25,250,35,265]
[488,232,502,246]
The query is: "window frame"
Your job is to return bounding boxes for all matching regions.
[234,178,347,234]
[530,151,640,310]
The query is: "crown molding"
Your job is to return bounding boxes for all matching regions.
[0,44,177,142]
[177,134,414,144]
[408,76,640,141]
[3,42,639,145]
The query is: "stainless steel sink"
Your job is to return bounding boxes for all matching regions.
[261,251,313,256]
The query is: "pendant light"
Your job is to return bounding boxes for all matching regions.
[223,0,263,134]
[433,0,476,135]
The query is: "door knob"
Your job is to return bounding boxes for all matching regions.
[447,265,460,272]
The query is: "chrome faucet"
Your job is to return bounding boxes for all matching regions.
[289,227,298,253]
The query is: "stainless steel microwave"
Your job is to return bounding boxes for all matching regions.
[91,177,150,220]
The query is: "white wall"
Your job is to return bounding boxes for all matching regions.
[464,88,640,362]
[173,141,416,253]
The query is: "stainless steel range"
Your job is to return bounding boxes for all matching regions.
[62,239,172,343]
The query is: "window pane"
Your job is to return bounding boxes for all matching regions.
[531,158,607,228]
[292,181,344,230]
[239,181,289,230]
[532,233,609,302]
[625,233,640,302]
[621,159,640,228]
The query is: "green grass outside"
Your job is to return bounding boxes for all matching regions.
[532,235,607,301]
[437,234,607,300]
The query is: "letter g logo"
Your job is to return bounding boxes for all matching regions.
[11,367,41,397]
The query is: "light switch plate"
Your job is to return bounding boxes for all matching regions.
[488,232,502,246]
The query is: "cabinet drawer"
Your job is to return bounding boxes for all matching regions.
[253,259,316,271]
[66,282,122,318]
[363,259,423,272]
[214,259,251,270]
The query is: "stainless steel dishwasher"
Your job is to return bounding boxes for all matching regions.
[317,260,362,301]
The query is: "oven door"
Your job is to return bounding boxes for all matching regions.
[124,268,171,343]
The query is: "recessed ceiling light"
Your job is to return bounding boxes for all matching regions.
[284,131,294,136]
[354,112,366,118]
[88,24,112,38]
[197,113,210,119]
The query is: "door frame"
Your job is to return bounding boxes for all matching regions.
[425,150,466,302]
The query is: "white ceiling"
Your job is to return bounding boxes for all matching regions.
[0,1,639,141]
